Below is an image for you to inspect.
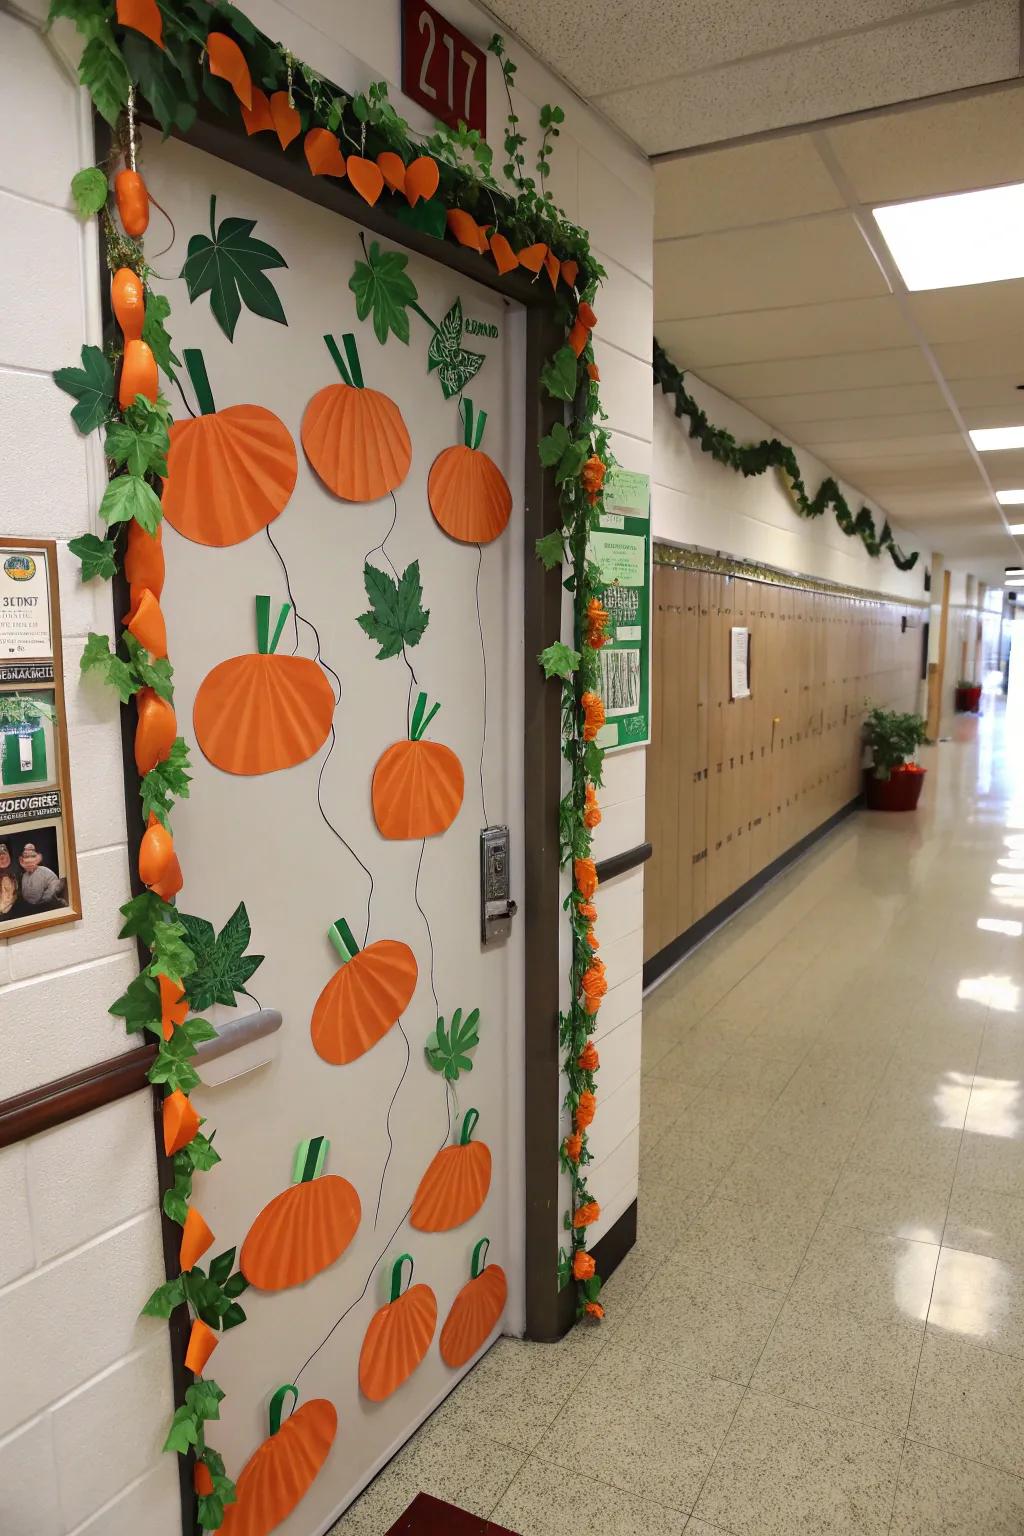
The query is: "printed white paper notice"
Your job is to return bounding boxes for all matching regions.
[0,549,52,659]
[730,626,750,700]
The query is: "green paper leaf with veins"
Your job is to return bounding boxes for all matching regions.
[80,632,137,704]
[53,345,115,434]
[185,1132,220,1172]
[99,472,163,534]
[148,1051,199,1096]
[349,240,418,345]
[541,345,579,402]
[71,166,107,217]
[122,32,196,138]
[222,1271,248,1298]
[78,33,130,127]
[142,1276,184,1318]
[535,531,566,571]
[427,299,485,400]
[221,1302,247,1330]
[394,198,447,241]
[538,642,580,681]
[148,919,196,989]
[163,1405,199,1455]
[48,0,110,37]
[181,195,288,342]
[182,1016,218,1047]
[208,1249,236,1287]
[105,414,169,479]
[109,972,162,1035]
[538,422,572,468]
[142,295,181,379]
[68,533,117,581]
[122,633,175,702]
[357,561,430,660]
[198,1493,227,1531]
[178,902,264,1009]
[163,1186,189,1225]
[140,738,192,827]
[425,1007,481,1080]
[118,891,169,945]
[186,1380,225,1422]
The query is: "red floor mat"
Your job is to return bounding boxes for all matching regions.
[385,1492,520,1534]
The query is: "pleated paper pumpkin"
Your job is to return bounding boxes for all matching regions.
[439,1238,508,1368]
[163,350,297,546]
[193,596,335,776]
[428,399,511,545]
[219,1385,337,1536]
[240,1136,361,1291]
[310,918,417,1065]
[372,692,464,840]
[411,1109,491,1232]
[359,1254,436,1402]
[302,333,411,502]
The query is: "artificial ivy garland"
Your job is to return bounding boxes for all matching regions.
[653,339,919,572]
[50,0,610,1522]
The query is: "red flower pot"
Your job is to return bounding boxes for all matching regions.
[864,764,926,811]
[955,685,982,713]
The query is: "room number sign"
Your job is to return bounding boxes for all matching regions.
[401,0,488,134]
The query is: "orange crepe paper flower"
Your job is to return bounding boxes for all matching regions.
[584,1300,605,1320]
[575,1091,596,1129]
[581,454,606,505]
[574,857,598,900]
[578,1041,600,1072]
[564,1132,583,1163]
[586,597,610,650]
[586,929,600,950]
[577,900,597,923]
[587,362,601,382]
[573,1250,596,1280]
[581,691,605,742]
[583,783,602,828]
[578,301,598,330]
[573,1200,601,1228]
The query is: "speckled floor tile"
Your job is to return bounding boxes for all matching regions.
[909,1332,1024,1477]
[692,1391,902,1535]
[679,1191,822,1291]
[788,1227,939,1328]
[817,1165,952,1244]
[945,1181,1024,1265]
[845,1114,963,1183]
[750,1297,924,1434]
[716,1144,838,1212]
[425,1332,603,1453]
[955,1128,1024,1198]
[745,1102,865,1175]
[927,1247,1024,1359]
[491,1458,688,1536]
[535,1348,743,1512]
[889,1440,1024,1534]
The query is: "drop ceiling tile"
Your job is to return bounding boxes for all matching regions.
[653,138,843,240]
[870,489,995,515]
[697,347,931,400]
[654,213,889,320]
[811,433,967,460]
[852,459,987,490]
[933,334,1024,380]
[961,402,1024,428]
[745,383,948,423]
[907,281,1024,344]
[949,376,1024,409]
[980,448,1024,486]
[654,295,913,366]
[826,81,1024,204]
[782,411,958,443]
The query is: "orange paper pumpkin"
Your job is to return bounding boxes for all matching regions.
[114,169,149,237]
[118,338,158,411]
[111,267,144,342]
[134,687,176,776]
[411,1108,491,1232]
[164,350,297,547]
[242,87,275,135]
[269,90,301,149]
[347,156,384,207]
[404,155,440,206]
[179,1205,214,1272]
[139,811,173,887]
[116,0,163,46]
[428,399,511,545]
[359,1255,437,1402]
[302,333,411,501]
[220,1386,337,1536]
[185,1317,218,1375]
[372,692,464,840]
[193,596,335,776]
[439,1238,508,1368]
[125,519,164,605]
[305,128,346,178]
[158,972,187,1040]
[377,151,407,194]
[207,32,252,108]
[241,1136,361,1290]
[163,1090,200,1156]
[310,918,417,1065]
[124,587,167,658]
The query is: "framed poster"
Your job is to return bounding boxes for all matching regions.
[0,539,81,938]
[589,468,652,751]
[730,625,751,700]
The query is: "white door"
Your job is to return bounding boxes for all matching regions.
[143,129,526,1531]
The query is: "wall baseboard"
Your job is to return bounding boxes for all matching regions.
[643,795,863,989]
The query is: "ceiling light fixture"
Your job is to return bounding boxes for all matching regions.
[997,491,1024,505]
[1010,524,1024,535]
[971,427,1024,452]
[873,183,1024,291]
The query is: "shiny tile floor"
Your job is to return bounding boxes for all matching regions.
[335,699,1024,1535]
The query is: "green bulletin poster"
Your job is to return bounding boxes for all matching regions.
[588,468,652,751]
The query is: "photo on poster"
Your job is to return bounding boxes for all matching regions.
[0,794,71,932]
[0,687,57,790]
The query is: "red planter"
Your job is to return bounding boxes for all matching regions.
[864,764,926,811]
[955,685,982,713]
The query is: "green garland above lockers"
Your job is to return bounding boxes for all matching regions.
[653,339,919,572]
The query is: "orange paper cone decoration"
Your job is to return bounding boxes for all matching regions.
[179,1206,214,1271]
[185,1318,218,1375]
[163,1090,200,1156]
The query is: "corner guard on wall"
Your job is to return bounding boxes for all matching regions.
[0,1009,283,1149]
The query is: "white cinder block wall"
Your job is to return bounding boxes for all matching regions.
[0,0,652,1528]
[0,9,180,1536]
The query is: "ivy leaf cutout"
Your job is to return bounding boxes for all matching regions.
[425,1007,481,1081]
[80,632,137,705]
[538,641,581,681]
[427,299,485,400]
[68,533,117,582]
[349,240,418,345]
[140,738,192,828]
[53,345,115,435]
[78,34,131,128]
[357,560,430,660]
[71,166,108,218]
[178,901,264,1009]
[181,194,288,342]
[98,472,163,534]
[141,293,181,380]
[541,345,579,402]
[109,972,163,1035]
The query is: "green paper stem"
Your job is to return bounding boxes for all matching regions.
[292,1136,328,1184]
[327,917,360,964]
[255,595,292,656]
[342,333,364,389]
[471,1237,490,1278]
[460,1108,480,1145]
[268,1384,298,1436]
[324,334,353,387]
[183,349,216,415]
[410,300,438,333]
[389,1253,414,1303]
[409,691,441,741]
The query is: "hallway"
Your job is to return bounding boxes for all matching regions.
[337,703,1024,1534]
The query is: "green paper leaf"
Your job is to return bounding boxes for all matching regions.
[109,972,162,1035]
[221,1302,246,1330]
[186,1379,225,1422]
[118,891,169,945]
[68,533,117,581]
[80,632,137,704]
[357,560,430,660]
[53,345,115,435]
[538,642,580,680]
[121,633,175,702]
[424,1006,481,1081]
[141,1277,184,1318]
[163,1404,199,1455]
[71,165,108,218]
[78,33,130,128]
[98,472,163,534]
[181,195,288,342]
[47,0,109,38]
[185,1131,220,1172]
[197,1492,226,1531]
[538,422,571,467]
[535,530,566,571]
[349,239,418,346]
[394,197,448,240]
[105,399,170,478]
[426,298,485,400]
[122,32,197,138]
[541,345,579,402]
[181,1016,218,1046]
[163,1185,189,1225]
[148,917,197,988]
[221,1272,249,1299]
[148,1051,200,1096]
[208,1248,235,1286]
[179,901,264,1010]
[142,294,181,380]
[140,738,192,827]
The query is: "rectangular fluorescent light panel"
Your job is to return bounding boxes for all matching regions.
[997,490,1024,505]
[874,183,1024,291]
[1010,524,1024,534]
[971,427,1024,452]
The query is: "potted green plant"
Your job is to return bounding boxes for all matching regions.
[955,679,982,713]
[863,706,929,810]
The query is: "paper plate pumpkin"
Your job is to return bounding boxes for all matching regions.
[302,333,411,501]
[163,350,297,546]
[428,399,511,545]
[411,1109,491,1232]
[439,1238,508,1368]
[359,1254,436,1402]
[219,1385,337,1536]
[310,918,417,1065]
[372,692,464,840]
[193,597,335,775]
[241,1136,361,1291]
